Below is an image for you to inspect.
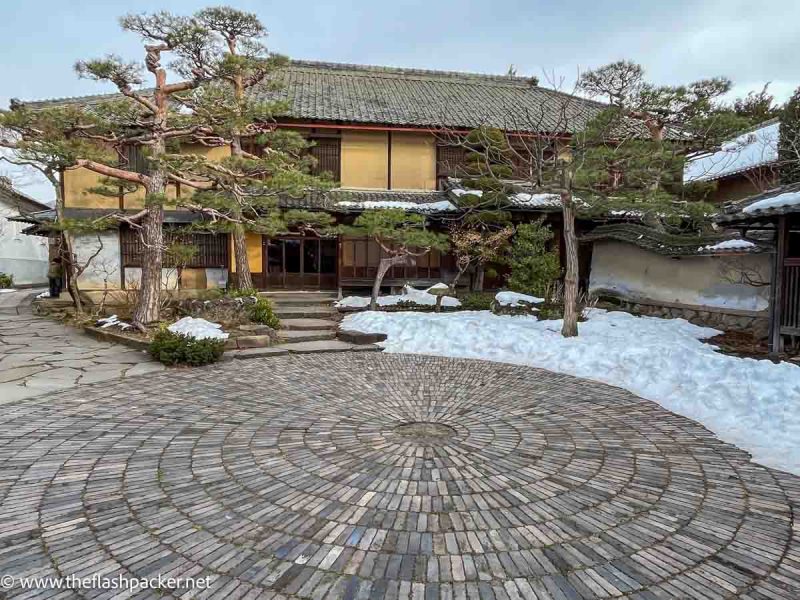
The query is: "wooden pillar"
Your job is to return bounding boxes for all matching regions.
[769,216,788,356]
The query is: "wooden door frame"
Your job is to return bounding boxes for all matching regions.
[261,234,337,290]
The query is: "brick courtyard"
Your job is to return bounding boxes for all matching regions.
[0,352,798,599]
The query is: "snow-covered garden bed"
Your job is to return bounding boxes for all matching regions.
[342,308,800,475]
[337,284,461,309]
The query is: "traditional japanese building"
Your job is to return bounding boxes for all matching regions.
[19,60,609,294]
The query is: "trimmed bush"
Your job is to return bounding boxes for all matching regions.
[226,287,258,298]
[459,292,494,311]
[0,273,13,288]
[247,297,280,329]
[149,328,225,366]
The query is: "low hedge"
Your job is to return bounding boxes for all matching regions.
[247,297,280,329]
[149,328,225,366]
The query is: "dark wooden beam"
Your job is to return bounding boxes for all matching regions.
[769,215,788,356]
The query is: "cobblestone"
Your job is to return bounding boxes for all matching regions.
[0,353,798,599]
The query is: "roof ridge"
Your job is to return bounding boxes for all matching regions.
[287,60,537,86]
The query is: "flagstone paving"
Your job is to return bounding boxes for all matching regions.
[0,352,798,599]
[0,296,162,402]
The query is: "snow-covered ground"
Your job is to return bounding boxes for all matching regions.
[168,316,229,340]
[343,309,800,475]
[337,284,461,308]
[495,291,544,307]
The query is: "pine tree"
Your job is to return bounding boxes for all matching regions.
[446,61,748,337]
[0,104,117,312]
[343,210,449,310]
[172,7,333,289]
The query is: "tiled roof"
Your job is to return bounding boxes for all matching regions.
[581,223,765,256]
[26,60,613,133]
[684,119,779,184]
[0,183,52,213]
[715,183,800,224]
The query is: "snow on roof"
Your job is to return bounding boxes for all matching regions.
[335,200,457,212]
[698,239,756,252]
[449,187,563,209]
[742,189,800,214]
[684,120,779,184]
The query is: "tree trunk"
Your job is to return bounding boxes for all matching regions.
[371,255,413,310]
[451,263,470,292]
[232,222,253,290]
[53,180,83,313]
[561,193,579,337]
[132,202,164,327]
[474,265,485,292]
[61,234,83,313]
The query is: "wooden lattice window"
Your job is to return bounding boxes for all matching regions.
[309,137,341,181]
[121,227,229,268]
[436,145,469,182]
[122,145,149,175]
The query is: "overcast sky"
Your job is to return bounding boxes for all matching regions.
[2,0,797,203]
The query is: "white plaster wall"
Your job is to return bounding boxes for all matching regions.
[73,232,122,290]
[124,267,229,289]
[589,240,770,312]
[0,204,48,285]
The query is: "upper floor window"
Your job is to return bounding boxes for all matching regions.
[122,145,149,175]
[309,137,341,181]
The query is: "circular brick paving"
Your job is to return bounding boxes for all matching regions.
[0,353,799,599]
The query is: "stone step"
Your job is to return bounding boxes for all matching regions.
[227,347,290,360]
[260,291,338,301]
[265,296,336,306]
[275,306,337,319]
[280,318,338,331]
[273,340,383,354]
[277,329,336,343]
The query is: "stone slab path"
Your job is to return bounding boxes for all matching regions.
[0,352,798,599]
[0,294,162,402]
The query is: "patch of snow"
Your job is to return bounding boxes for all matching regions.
[427,283,450,292]
[743,190,800,214]
[512,192,562,207]
[495,291,544,307]
[168,316,229,340]
[0,288,17,293]
[699,239,756,252]
[96,314,132,331]
[35,291,50,298]
[450,188,483,197]
[450,188,566,209]
[342,309,800,475]
[336,284,461,309]
[684,121,779,183]
[336,200,457,212]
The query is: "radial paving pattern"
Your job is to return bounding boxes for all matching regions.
[0,353,799,599]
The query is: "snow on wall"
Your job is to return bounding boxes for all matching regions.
[589,240,769,312]
[0,203,48,285]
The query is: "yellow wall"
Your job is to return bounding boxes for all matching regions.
[64,144,232,209]
[180,268,207,289]
[391,132,437,190]
[63,167,119,209]
[230,232,262,273]
[341,131,389,189]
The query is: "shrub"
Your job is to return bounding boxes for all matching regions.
[0,273,13,288]
[149,328,225,366]
[226,287,258,298]
[247,297,280,329]
[459,292,494,310]
[508,220,561,297]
